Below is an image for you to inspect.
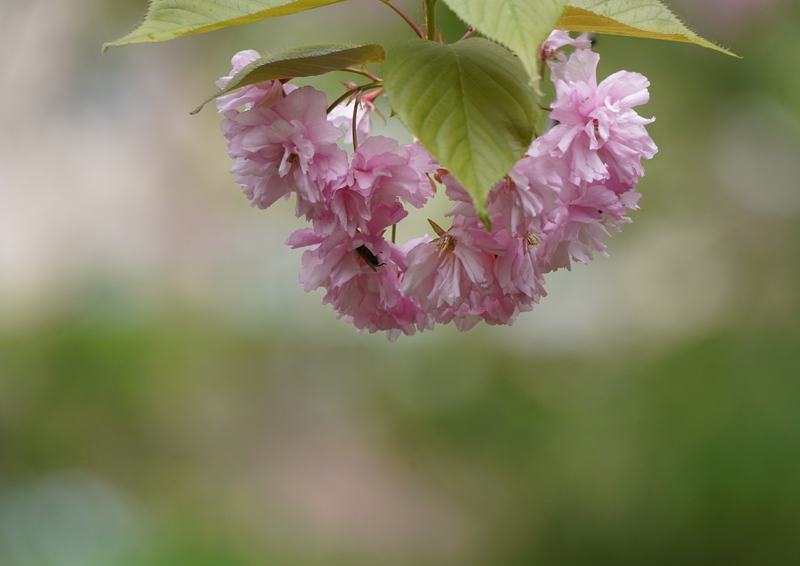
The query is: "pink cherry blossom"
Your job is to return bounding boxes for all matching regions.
[541,31,593,58]
[222,86,348,217]
[541,30,594,81]
[401,218,494,315]
[441,151,564,238]
[465,222,547,328]
[493,229,547,303]
[287,228,425,340]
[400,216,523,330]
[539,49,658,188]
[324,136,436,237]
[488,153,564,237]
[536,182,641,273]
[400,216,547,331]
[215,50,294,117]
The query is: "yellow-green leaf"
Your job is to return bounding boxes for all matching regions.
[103,0,348,50]
[191,43,384,114]
[557,0,737,56]
[383,38,539,220]
[441,0,571,87]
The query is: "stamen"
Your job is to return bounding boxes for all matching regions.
[525,232,541,250]
[436,234,455,259]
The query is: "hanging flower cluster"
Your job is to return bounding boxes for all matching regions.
[219,32,657,340]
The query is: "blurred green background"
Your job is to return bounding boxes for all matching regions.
[2,0,800,564]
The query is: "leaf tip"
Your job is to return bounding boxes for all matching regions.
[478,211,492,232]
[718,44,742,58]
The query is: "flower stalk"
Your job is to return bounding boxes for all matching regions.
[326,81,382,114]
[425,0,437,40]
[377,0,424,38]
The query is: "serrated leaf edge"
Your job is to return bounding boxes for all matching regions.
[190,43,384,115]
[557,4,739,57]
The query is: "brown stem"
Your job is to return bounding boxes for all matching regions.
[326,82,382,114]
[341,67,379,81]
[459,27,476,41]
[377,0,424,38]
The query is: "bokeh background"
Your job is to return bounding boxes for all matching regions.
[2,0,800,564]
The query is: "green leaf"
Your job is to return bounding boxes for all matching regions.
[190,43,384,114]
[383,38,539,221]
[557,1,737,56]
[103,0,348,50]
[441,0,570,86]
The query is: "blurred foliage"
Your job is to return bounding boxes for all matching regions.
[2,305,800,564]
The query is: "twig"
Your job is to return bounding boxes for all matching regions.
[341,67,378,80]
[326,82,382,114]
[459,27,476,41]
[377,0,424,38]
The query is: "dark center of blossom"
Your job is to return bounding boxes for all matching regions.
[287,153,299,165]
[592,118,600,136]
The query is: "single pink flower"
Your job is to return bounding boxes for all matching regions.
[401,217,501,322]
[325,136,436,237]
[539,49,658,187]
[287,229,425,340]
[222,86,348,217]
[536,182,641,273]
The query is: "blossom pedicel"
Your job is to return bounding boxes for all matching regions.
[219,33,657,340]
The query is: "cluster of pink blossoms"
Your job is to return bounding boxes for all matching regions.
[218,33,657,340]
